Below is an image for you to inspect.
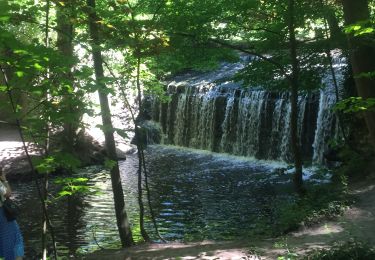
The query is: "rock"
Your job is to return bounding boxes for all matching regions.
[1,155,42,181]
[0,127,133,181]
[131,120,163,148]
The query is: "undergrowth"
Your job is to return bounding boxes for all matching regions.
[305,240,375,259]
[272,178,350,235]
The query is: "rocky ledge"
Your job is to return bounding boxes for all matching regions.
[0,127,132,181]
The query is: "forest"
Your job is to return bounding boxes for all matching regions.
[0,0,375,259]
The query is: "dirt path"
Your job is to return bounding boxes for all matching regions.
[84,178,375,260]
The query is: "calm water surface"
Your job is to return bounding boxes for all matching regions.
[12,145,297,258]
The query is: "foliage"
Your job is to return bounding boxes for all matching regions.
[331,142,375,180]
[274,238,298,260]
[32,153,82,174]
[1,0,375,257]
[54,176,90,198]
[272,182,349,235]
[334,97,375,113]
[305,240,375,260]
[148,42,239,77]
[344,20,375,36]
[104,158,117,170]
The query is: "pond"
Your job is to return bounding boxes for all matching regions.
[12,145,307,259]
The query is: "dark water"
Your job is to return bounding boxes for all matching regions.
[12,145,299,258]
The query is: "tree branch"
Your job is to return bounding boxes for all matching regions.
[171,32,289,78]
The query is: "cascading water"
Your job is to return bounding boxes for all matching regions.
[312,52,346,162]
[146,54,345,164]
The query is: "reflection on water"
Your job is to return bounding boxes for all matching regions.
[12,145,295,258]
[144,146,294,241]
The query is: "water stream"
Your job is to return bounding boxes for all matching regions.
[11,145,326,259]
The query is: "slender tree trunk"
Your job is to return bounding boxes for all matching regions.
[137,152,150,241]
[42,175,49,260]
[87,0,134,247]
[324,5,345,47]
[287,0,304,194]
[43,1,51,258]
[134,55,151,241]
[56,0,76,153]
[342,0,375,148]
[141,148,165,242]
[103,60,164,241]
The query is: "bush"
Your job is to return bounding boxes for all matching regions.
[273,182,349,235]
[305,241,375,260]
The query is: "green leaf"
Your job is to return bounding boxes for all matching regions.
[0,15,10,22]
[33,63,43,70]
[15,71,24,77]
[355,27,374,35]
[344,25,362,33]
[58,190,73,197]
[104,159,117,170]
[54,152,81,169]
[334,97,375,113]
[13,49,28,55]
[354,71,375,79]
[64,84,74,93]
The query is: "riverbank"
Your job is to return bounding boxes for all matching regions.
[0,127,131,181]
[84,175,375,259]
[0,127,41,181]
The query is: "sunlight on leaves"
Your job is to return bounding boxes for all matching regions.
[334,97,375,113]
[15,71,24,77]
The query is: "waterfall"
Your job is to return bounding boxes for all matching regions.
[312,52,346,162]
[147,54,345,164]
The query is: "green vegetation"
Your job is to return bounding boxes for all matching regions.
[0,0,375,258]
[274,181,349,235]
[306,241,375,260]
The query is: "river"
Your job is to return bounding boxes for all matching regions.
[12,145,324,259]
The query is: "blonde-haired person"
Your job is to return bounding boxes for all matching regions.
[0,169,24,260]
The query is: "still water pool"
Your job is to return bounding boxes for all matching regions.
[12,145,299,258]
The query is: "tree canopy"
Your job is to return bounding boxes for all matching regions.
[1,0,375,258]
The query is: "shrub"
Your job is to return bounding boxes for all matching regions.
[305,241,375,260]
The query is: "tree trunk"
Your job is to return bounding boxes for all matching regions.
[134,55,150,241]
[137,152,150,241]
[87,0,134,247]
[56,0,77,154]
[325,7,345,46]
[43,1,53,258]
[287,0,304,194]
[342,0,375,147]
